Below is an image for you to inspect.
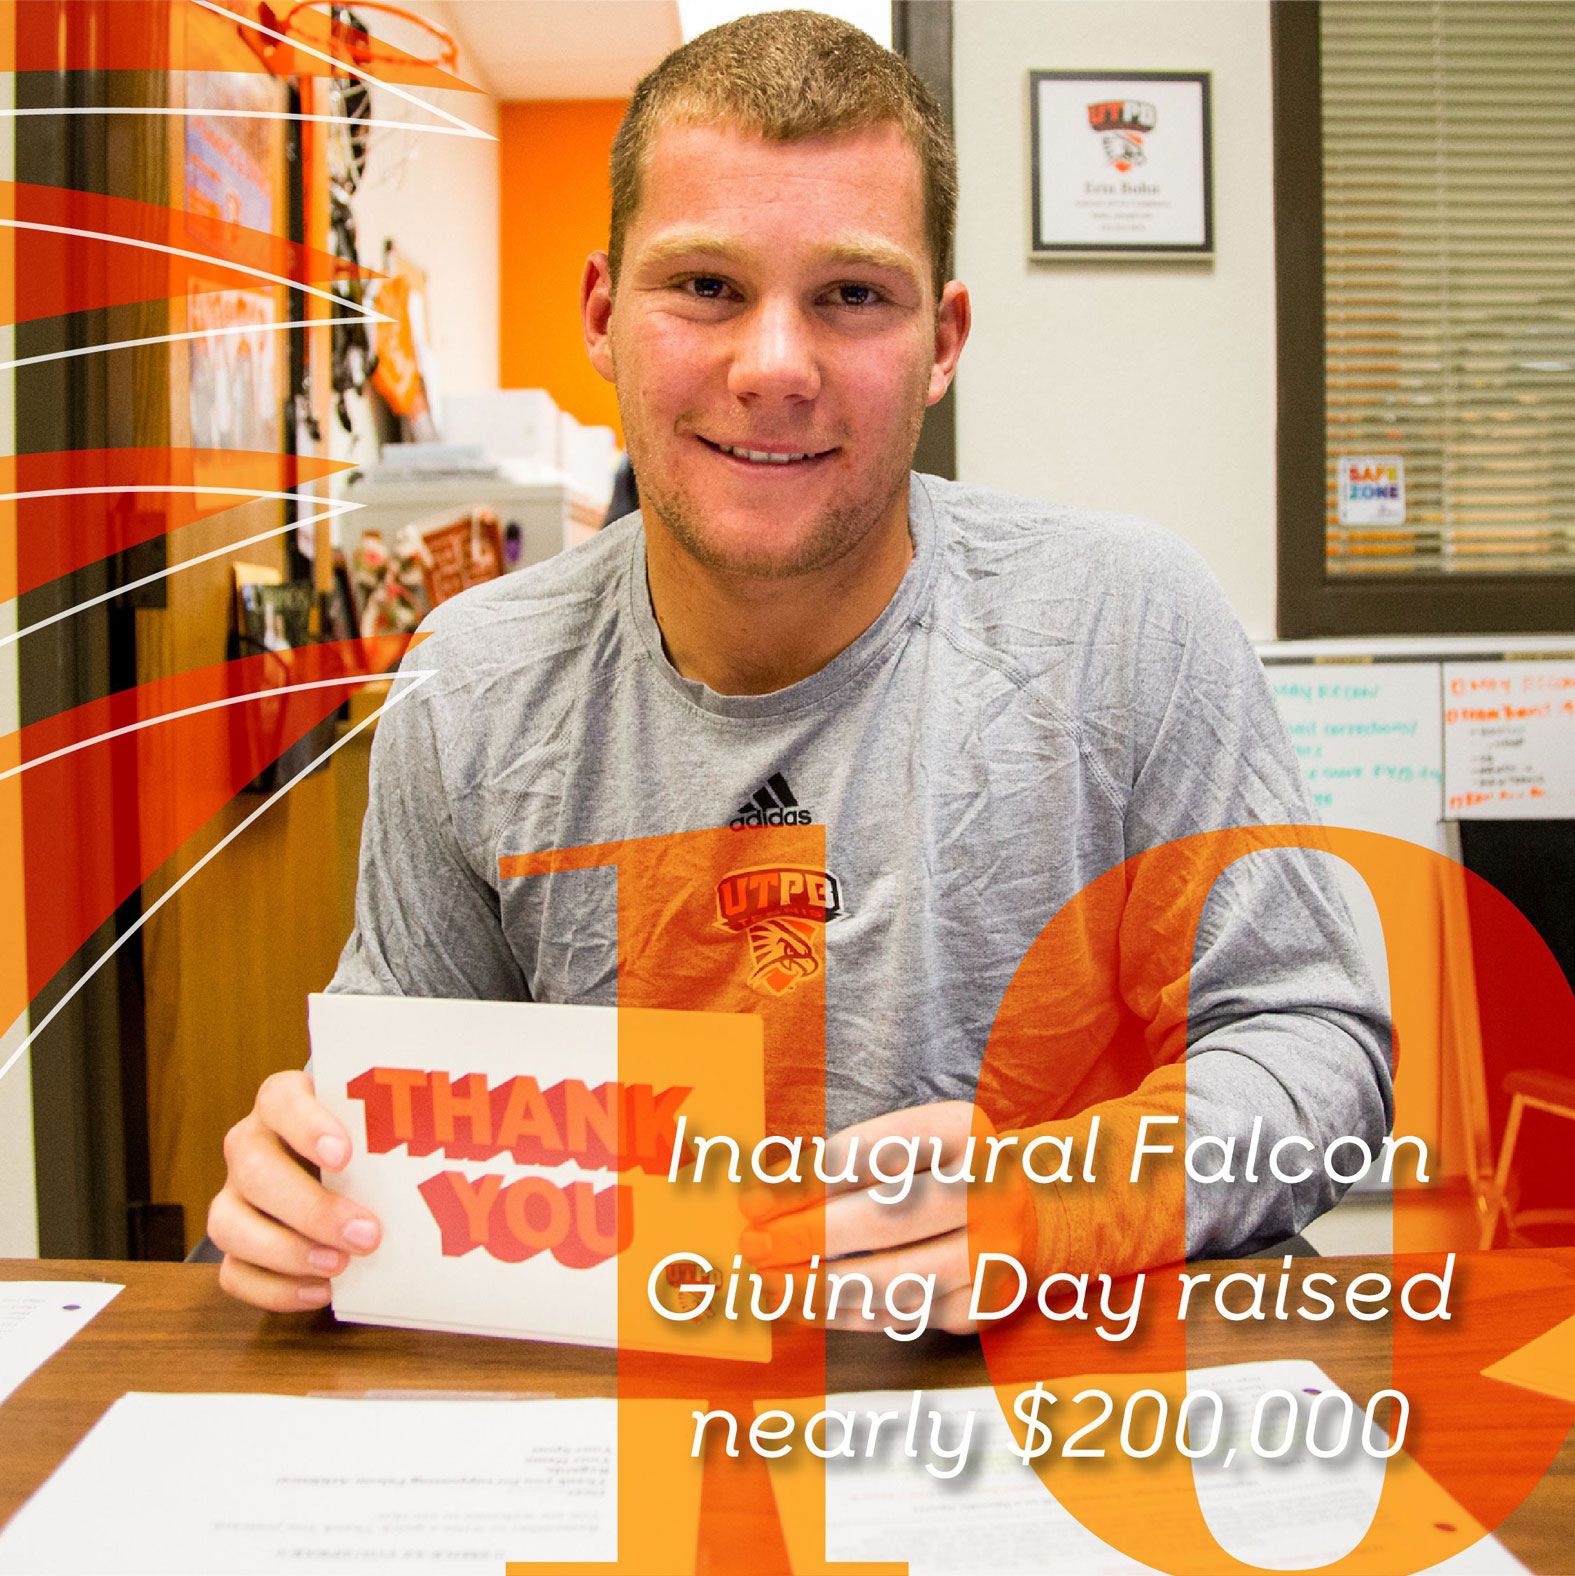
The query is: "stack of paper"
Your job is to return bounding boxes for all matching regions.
[0,1359,1534,1574]
[0,1394,704,1575]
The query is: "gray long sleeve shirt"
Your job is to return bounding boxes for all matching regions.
[330,473,1392,1261]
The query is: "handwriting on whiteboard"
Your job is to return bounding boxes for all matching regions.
[1269,665,1444,849]
[1442,662,1575,818]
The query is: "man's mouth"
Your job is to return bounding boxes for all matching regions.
[697,436,837,467]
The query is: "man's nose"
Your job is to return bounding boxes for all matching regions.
[726,297,821,403]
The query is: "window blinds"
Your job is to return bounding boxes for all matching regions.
[1320,1,1575,576]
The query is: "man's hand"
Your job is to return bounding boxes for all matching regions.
[208,1070,382,1312]
[738,1101,1036,1336]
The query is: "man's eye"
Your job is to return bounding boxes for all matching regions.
[683,276,729,300]
[833,283,879,308]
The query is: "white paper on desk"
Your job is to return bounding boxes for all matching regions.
[309,992,767,1360]
[763,1361,1526,1575]
[0,1392,700,1575]
[0,1282,121,1405]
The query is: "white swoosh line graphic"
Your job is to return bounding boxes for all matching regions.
[0,0,470,1094]
[1,485,349,503]
[0,0,488,371]
[0,315,381,373]
[2,672,407,783]
[1,107,485,138]
[0,667,434,1089]
[192,0,495,142]
[0,216,377,315]
[1,494,363,648]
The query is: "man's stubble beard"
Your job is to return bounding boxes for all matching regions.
[638,466,905,581]
[619,374,930,583]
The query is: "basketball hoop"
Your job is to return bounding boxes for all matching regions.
[275,1,460,75]
[272,2,465,200]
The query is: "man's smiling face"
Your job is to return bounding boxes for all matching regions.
[584,120,968,580]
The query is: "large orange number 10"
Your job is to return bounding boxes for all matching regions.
[500,824,1575,1575]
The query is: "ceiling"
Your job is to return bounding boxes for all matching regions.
[437,1,684,101]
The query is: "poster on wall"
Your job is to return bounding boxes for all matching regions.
[369,247,439,441]
[184,71,285,455]
[1030,70,1213,258]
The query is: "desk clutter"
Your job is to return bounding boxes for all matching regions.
[0,1357,1531,1574]
[350,510,506,637]
[439,390,619,505]
[6,1244,1575,1573]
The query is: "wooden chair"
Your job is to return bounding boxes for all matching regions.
[1477,1069,1575,1250]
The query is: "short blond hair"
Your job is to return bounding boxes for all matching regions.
[609,10,956,298]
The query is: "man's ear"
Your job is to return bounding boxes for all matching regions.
[582,250,616,383]
[927,280,971,406]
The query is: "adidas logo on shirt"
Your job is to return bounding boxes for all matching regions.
[729,773,812,828]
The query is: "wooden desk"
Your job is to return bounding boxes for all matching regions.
[3,1256,1573,1572]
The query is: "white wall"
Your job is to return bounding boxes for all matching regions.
[0,68,38,1257]
[953,0,1278,639]
[345,0,501,465]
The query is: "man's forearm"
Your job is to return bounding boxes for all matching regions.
[1010,1017,1391,1278]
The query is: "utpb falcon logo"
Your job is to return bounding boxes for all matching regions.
[715,865,842,997]
[1088,98,1157,172]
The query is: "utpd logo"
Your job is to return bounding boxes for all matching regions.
[715,865,842,997]
[1087,97,1157,173]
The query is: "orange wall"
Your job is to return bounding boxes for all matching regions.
[499,100,626,441]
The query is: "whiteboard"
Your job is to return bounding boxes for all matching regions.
[1442,660,1575,818]
[1268,664,1445,851]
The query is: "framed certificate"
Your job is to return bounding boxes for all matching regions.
[1029,70,1213,258]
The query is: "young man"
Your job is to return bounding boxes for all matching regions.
[209,13,1389,1320]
